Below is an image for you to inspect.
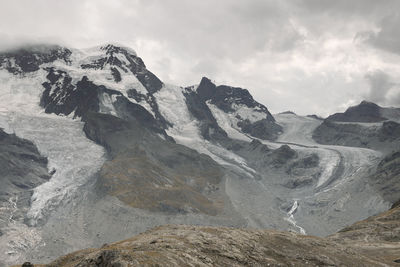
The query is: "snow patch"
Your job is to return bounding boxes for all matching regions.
[43,48,155,117]
[232,103,267,123]
[207,102,251,141]
[98,92,117,116]
[154,84,256,176]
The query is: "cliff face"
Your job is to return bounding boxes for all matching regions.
[41,205,400,267]
[0,129,50,228]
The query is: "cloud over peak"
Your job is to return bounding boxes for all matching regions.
[1,0,400,115]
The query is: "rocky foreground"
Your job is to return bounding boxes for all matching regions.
[16,204,399,267]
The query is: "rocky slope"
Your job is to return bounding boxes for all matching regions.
[312,119,400,152]
[34,204,400,266]
[83,112,225,215]
[0,44,398,266]
[368,150,400,204]
[326,100,400,123]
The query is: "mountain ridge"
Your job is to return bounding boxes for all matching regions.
[0,43,399,266]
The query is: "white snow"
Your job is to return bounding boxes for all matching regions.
[98,92,117,116]
[0,69,48,115]
[232,103,267,123]
[113,52,130,66]
[41,47,155,117]
[207,102,251,142]
[316,149,341,187]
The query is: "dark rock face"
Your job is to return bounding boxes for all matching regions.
[197,77,273,117]
[0,129,50,202]
[326,101,386,122]
[126,88,171,129]
[237,118,282,140]
[369,151,400,204]
[111,94,168,137]
[184,77,282,141]
[380,121,400,141]
[269,145,297,167]
[183,89,228,141]
[248,139,271,153]
[285,154,320,188]
[41,72,100,118]
[0,45,71,74]
[0,129,51,231]
[312,120,400,151]
[76,44,169,129]
[40,70,169,137]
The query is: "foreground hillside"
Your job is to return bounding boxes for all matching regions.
[33,203,400,266]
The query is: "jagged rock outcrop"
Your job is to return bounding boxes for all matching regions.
[188,77,282,141]
[313,118,400,152]
[313,101,400,152]
[326,100,392,122]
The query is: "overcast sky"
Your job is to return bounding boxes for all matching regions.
[1,0,400,116]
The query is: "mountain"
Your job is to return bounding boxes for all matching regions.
[312,101,400,153]
[37,203,400,266]
[0,44,399,266]
[326,100,400,123]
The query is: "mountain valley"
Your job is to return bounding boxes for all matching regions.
[0,44,399,266]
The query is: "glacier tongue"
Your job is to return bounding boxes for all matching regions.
[0,112,106,225]
[12,114,106,225]
[0,68,106,225]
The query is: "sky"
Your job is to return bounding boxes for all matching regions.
[1,0,400,116]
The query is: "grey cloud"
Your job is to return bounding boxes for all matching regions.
[364,13,400,55]
[1,0,400,116]
[365,70,396,105]
[295,0,400,16]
